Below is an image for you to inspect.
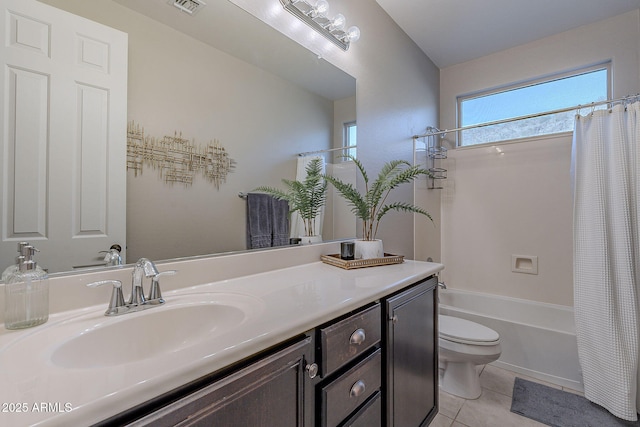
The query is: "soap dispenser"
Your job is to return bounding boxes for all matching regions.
[1,241,30,282]
[4,245,49,330]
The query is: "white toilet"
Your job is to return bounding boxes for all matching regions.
[438,315,502,399]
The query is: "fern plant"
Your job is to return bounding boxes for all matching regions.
[254,157,327,237]
[324,155,433,241]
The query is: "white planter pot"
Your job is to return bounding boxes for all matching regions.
[355,239,384,259]
[300,235,323,245]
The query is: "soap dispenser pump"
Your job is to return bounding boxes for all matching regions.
[1,241,30,282]
[4,245,49,330]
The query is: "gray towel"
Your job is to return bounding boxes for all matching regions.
[246,193,290,249]
[246,193,273,249]
[272,198,290,247]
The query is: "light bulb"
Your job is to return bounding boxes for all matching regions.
[312,0,329,17]
[330,13,346,30]
[346,26,360,43]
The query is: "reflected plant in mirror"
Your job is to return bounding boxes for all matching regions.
[254,157,328,239]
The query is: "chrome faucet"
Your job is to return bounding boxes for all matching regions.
[100,244,123,267]
[129,258,159,305]
[87,258,177,316]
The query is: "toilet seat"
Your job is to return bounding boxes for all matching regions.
[439,315,500,346]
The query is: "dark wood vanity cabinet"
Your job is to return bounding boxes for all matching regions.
[384,276,438,427]
[105,275,438,427]
[315,275,438,427]
[124,336,315,427]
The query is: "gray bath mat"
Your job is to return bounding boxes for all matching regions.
[510,377,640,427]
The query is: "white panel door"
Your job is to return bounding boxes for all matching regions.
[0,0,128,273]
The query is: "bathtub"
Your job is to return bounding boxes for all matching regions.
[439,288,583,391]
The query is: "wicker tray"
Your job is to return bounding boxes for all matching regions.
[321,253,404,270]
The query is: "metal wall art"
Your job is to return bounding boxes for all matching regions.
[126,121,236,188]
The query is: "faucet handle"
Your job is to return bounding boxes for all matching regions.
[155,269,177,278]
[87,280,126,316]
[148,270,177,303]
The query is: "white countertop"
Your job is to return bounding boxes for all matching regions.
[0,259,443,426]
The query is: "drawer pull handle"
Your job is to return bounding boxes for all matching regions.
[349,328,366,345]
[350,380,366,398]
[306,363,319,379]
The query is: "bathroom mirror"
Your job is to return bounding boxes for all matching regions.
[28,0,357,275]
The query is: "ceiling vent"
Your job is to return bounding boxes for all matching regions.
[168,0,206,15]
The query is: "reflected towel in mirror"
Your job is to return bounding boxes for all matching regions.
[246,193,290,249]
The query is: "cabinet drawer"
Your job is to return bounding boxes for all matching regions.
[320,303,381,376]
[321,349,382,427]
[342,391,382,427]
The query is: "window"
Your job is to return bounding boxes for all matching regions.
[457,64,610,146]
[343,121,357,158]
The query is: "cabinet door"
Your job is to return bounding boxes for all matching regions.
[128,336,314,427]
[385,277,438,427]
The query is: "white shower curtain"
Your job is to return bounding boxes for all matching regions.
[290,155,325,239]
[571,101,640,421]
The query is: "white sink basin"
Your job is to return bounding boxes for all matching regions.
[50,294,261,369]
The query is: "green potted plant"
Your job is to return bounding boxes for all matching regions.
[324,155,433,259]
[254,157,327,244]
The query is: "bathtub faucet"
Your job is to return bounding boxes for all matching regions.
[438,281,447,289]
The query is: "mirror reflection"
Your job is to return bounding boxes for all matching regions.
[10,0,356,274]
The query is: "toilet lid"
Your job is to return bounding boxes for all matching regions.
[439,315,500,345]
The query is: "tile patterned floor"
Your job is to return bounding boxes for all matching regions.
[432,364,585,427]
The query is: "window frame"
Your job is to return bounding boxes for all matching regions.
[342,120,357,159]
[456,62,612,147]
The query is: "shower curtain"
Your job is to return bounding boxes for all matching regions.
[571,101,640,421]
[290,155,325,239]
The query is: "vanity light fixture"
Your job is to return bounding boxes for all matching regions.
[280,0,360,51]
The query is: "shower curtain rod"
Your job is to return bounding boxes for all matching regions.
[238,145,358,199]
[297,145,357,157]
[412,95,639,139]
